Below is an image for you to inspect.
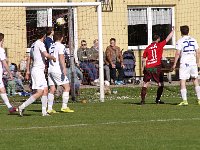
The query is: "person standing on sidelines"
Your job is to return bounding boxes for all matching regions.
[140,27,174,105]
[172,25,200,106]
[47,32,74,114]
[0,33,17,113]
[18,30,56,116]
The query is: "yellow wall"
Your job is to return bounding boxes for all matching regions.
[0,0,199,76]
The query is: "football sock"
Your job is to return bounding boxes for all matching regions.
[1,93,12,109]
[62,92,69,109]
[141,87,147,102]
[41,96,48,114]
[20,96,36,109]
[48,93,54,111]
[156,86,164,101]
[180,89,187,101]
[195,86,200,100]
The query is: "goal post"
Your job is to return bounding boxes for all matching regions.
[0,2,105,102]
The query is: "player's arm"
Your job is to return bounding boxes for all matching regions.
[59,54,67,76]
[42,51,56,62]
[142,58,146,73]
[2,60,13,80]
[25,55,31,80]
[172,50,181,70]
[165,26,175,43]
[196,49,200,71]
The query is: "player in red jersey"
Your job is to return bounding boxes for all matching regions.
[140,27,175,105]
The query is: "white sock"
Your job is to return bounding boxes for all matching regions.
[48,93,54,111]
[1,93,12,109]
[195,86,200,100]
[62,92,69,109]
[20,96,36,110]
[41,96,48,114]
[180,89,187,101]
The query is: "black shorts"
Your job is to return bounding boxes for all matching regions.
[143,66,164,83]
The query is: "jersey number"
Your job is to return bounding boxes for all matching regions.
[183,41,195,51]
[49,46,55,56]
[151,49,157,60]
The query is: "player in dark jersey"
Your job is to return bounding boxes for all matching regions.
[140,27,175,105]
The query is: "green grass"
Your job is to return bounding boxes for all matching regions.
[1,85,200,150]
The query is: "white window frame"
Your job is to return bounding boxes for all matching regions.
[128,6,175,50]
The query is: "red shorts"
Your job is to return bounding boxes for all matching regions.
[143,66,164,83]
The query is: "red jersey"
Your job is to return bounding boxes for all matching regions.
[143,40,166,68]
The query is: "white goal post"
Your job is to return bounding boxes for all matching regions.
[0,2,104,102]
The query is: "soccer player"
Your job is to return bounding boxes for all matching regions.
[47,32,74,114]
[172,25,200,105]
[0,33,17,113]
[18,30,56,116]
[140,27,175,105]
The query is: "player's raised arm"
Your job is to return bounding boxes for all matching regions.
[165,26,175,43]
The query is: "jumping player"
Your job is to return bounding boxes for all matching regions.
[140,27,175,105]
[172,25,200,105]
[0,33,17,113]
[47,32,74,114]
[18,30,56,116]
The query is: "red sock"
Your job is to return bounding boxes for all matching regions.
[141,87,147,102]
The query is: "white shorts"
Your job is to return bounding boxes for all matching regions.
[31,67,47,90]
[48,72,69,86]
[0,73,4,88]
[179,64,198,80]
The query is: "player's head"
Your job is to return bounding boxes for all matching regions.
[152,34,161,42]
[53,32,63,42]
[110,38,116,47]
[180,25,189,36]
[46,27,54,36]
[36,29,46,41]
[0,33,4,42]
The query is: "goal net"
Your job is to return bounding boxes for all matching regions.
[0,2,104,102]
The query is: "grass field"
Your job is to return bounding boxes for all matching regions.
[0,85,200,150]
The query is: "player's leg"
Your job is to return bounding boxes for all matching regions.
[178,64,190,105]
[140,69,151,105]
[155,68,165,104]
[47,73,57,114]
[0,75,17,113]
[191,65,200,104]
[18,89,44,116]
[140,81,149,105]
[60,82,74,113]
[41,87,48,116]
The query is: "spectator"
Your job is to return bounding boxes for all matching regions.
[105,38,124,85]
[44,27,54,53]
[77,40,98,85]
[67,65,83,95]
[6,64,16,96]
[90,39,99,66]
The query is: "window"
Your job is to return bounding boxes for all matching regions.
[128,7,175,49]
[26,8,69,48]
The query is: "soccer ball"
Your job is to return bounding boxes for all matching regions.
[56,17,66,25]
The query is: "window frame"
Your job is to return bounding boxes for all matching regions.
[128,6,175,50]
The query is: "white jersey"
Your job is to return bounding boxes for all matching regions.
[30,40,46,69]
[0,47,6,74]
[48,42,65,74]
[176,36,199,65]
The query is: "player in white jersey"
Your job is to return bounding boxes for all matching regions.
[0,33,17,114]
[47,32,74,113]
[18,30,56,116]
[173,25,200,105]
